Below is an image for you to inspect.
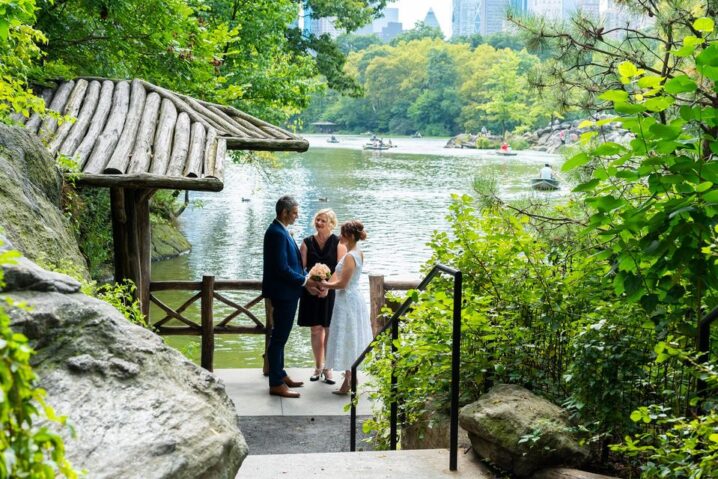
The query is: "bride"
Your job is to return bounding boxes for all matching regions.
[322,220,373,395]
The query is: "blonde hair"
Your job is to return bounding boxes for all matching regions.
[313,208,338,230]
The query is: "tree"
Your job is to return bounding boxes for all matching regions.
[407,49,461,135]
[335,32,382,54]
[390,21,444,46]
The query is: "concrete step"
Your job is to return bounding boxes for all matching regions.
[236,448,494,479]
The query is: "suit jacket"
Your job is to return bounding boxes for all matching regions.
[262,219,306,301]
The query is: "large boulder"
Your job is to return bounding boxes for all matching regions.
[0,124,88,277]
[1,249,247,479]
[459,384,588,477]
[152,222,191,261]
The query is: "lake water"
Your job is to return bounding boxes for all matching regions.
[152,135,563,368]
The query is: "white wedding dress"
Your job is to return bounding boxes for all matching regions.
[325,249,373,371]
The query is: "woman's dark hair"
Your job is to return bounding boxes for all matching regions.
[341,220,367,242]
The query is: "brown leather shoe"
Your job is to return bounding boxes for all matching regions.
[269,384,300,398]
[283,376,304,388]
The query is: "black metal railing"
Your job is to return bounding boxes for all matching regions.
[349,264,463,471]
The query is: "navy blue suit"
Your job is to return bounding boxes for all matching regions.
[262,219,306,386]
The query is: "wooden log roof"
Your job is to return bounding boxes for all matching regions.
[18,78,309,191]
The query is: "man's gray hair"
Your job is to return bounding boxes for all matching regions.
[275,195,298,216]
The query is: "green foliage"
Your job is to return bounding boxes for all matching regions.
[0,243,78,478]
[389,22,444,45]
[475,136,500,149]
[95,280,149,329]
[302,37,557,135]
[0,0,47,124]
[67,188,112,279]
[612,347,718,478]
[561,15,718,328]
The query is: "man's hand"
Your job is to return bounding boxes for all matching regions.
[305,278,324,296]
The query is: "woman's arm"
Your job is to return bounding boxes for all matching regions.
[325,254,355,290]
[300,240,308,269]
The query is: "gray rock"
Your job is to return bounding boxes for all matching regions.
[0,236,81,293]
[459,384,588,477]
[3,285,247,479]
[0,125,88,278]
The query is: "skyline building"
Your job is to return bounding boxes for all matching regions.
[478,0,510,35]
[423,8,442,33]
[563,0,600,18]
[452,0,480,38]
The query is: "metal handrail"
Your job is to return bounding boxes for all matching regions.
[349,264,463,471]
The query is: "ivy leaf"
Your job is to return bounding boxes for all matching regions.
[637,76,663,89]
[618,61,642,78]
[703,190,718,203]
[0,19,8,42]
[649,123,682,140]
[599,90,629,102]
[614,102,646,114]
[693,17,715,33]
[664,76,697,94]
[644,96,674,112]
[562,152,590,171]
[573,178,600,192]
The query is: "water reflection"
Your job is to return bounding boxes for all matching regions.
[153,138,562,368]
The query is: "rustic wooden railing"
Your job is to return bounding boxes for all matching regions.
[149,276,272,371]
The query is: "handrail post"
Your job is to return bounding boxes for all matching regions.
[369,274,386,336]
[449,271,462,471]
[200,274,215,371]
[390,310,399,450]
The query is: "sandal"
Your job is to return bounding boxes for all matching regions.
[310,367,322,382]
[322,368,336,385]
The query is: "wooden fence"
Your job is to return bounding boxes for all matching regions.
[149,274,420,371]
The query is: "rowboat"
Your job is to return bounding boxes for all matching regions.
[363,143,391,151]
[495,150,518,156]
[531,178,560,191]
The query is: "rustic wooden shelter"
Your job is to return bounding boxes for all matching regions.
[18,77,308,318]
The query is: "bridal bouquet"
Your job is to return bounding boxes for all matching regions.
[309,263,331,281]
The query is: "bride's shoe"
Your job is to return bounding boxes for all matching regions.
[310,367,322,382]
[322,368,336,385]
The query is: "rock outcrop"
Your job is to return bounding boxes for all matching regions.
[529,118,633,154]
[0,124,88,277]
[1,240,248,479]
[152,222,191,261]
[459,384,588,477]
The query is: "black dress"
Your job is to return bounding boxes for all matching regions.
[297,234,340,327]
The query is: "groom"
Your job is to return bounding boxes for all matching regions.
[262,195,323,398]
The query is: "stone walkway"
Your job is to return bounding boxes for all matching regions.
[216,369,492,478]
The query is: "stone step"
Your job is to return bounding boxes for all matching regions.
[236,448,494,479]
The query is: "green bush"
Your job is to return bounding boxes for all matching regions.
[0,245,78,478]
[475,136,500,149]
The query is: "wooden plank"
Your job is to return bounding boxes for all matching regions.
[138,80,216,132]
[38,80,75,142]
[104,79,147,174]
[385,280,421,291]
[74,80,115,168]
[172,93,239,135]
[127,92,161,174]
[150,98,178,175]
[224,137,309,152]
[200,275,215,371]
[47,79,89,154]
[214,280,262,290]
[24,88,55,134]
[84,81,130,173]
[185,122,206,177]
[166,112,190,177]
[150,281,202,291]
[149,294,199,328]
[58,80,101,158]
[151,291,201,328]
[204,102,295,139]
[214,326,267,334]
[206,105,257,137]
[202,127,218,177]
[214,292,262,327]
[155,327,202,335]
[75,172,223,191]
[207,138,226,182]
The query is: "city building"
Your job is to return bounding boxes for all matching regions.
[452,0,480,38]
[528,0,564,20]
[477,0,510,35]
[563,0,600,19]
[601,0,654,36]
[510,0,529,14]
[423,8,442,33]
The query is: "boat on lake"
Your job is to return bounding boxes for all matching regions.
[495,150,518,156]
[327,135,339,143]
[531,178,560,191]
[363,143,391,151]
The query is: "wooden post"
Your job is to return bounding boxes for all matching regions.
[369,275,386,337]
[135,189,154,320]
[263,298,273,376]
[124,190,142,303]
[110,187,128,282]
[201,274,215,371]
